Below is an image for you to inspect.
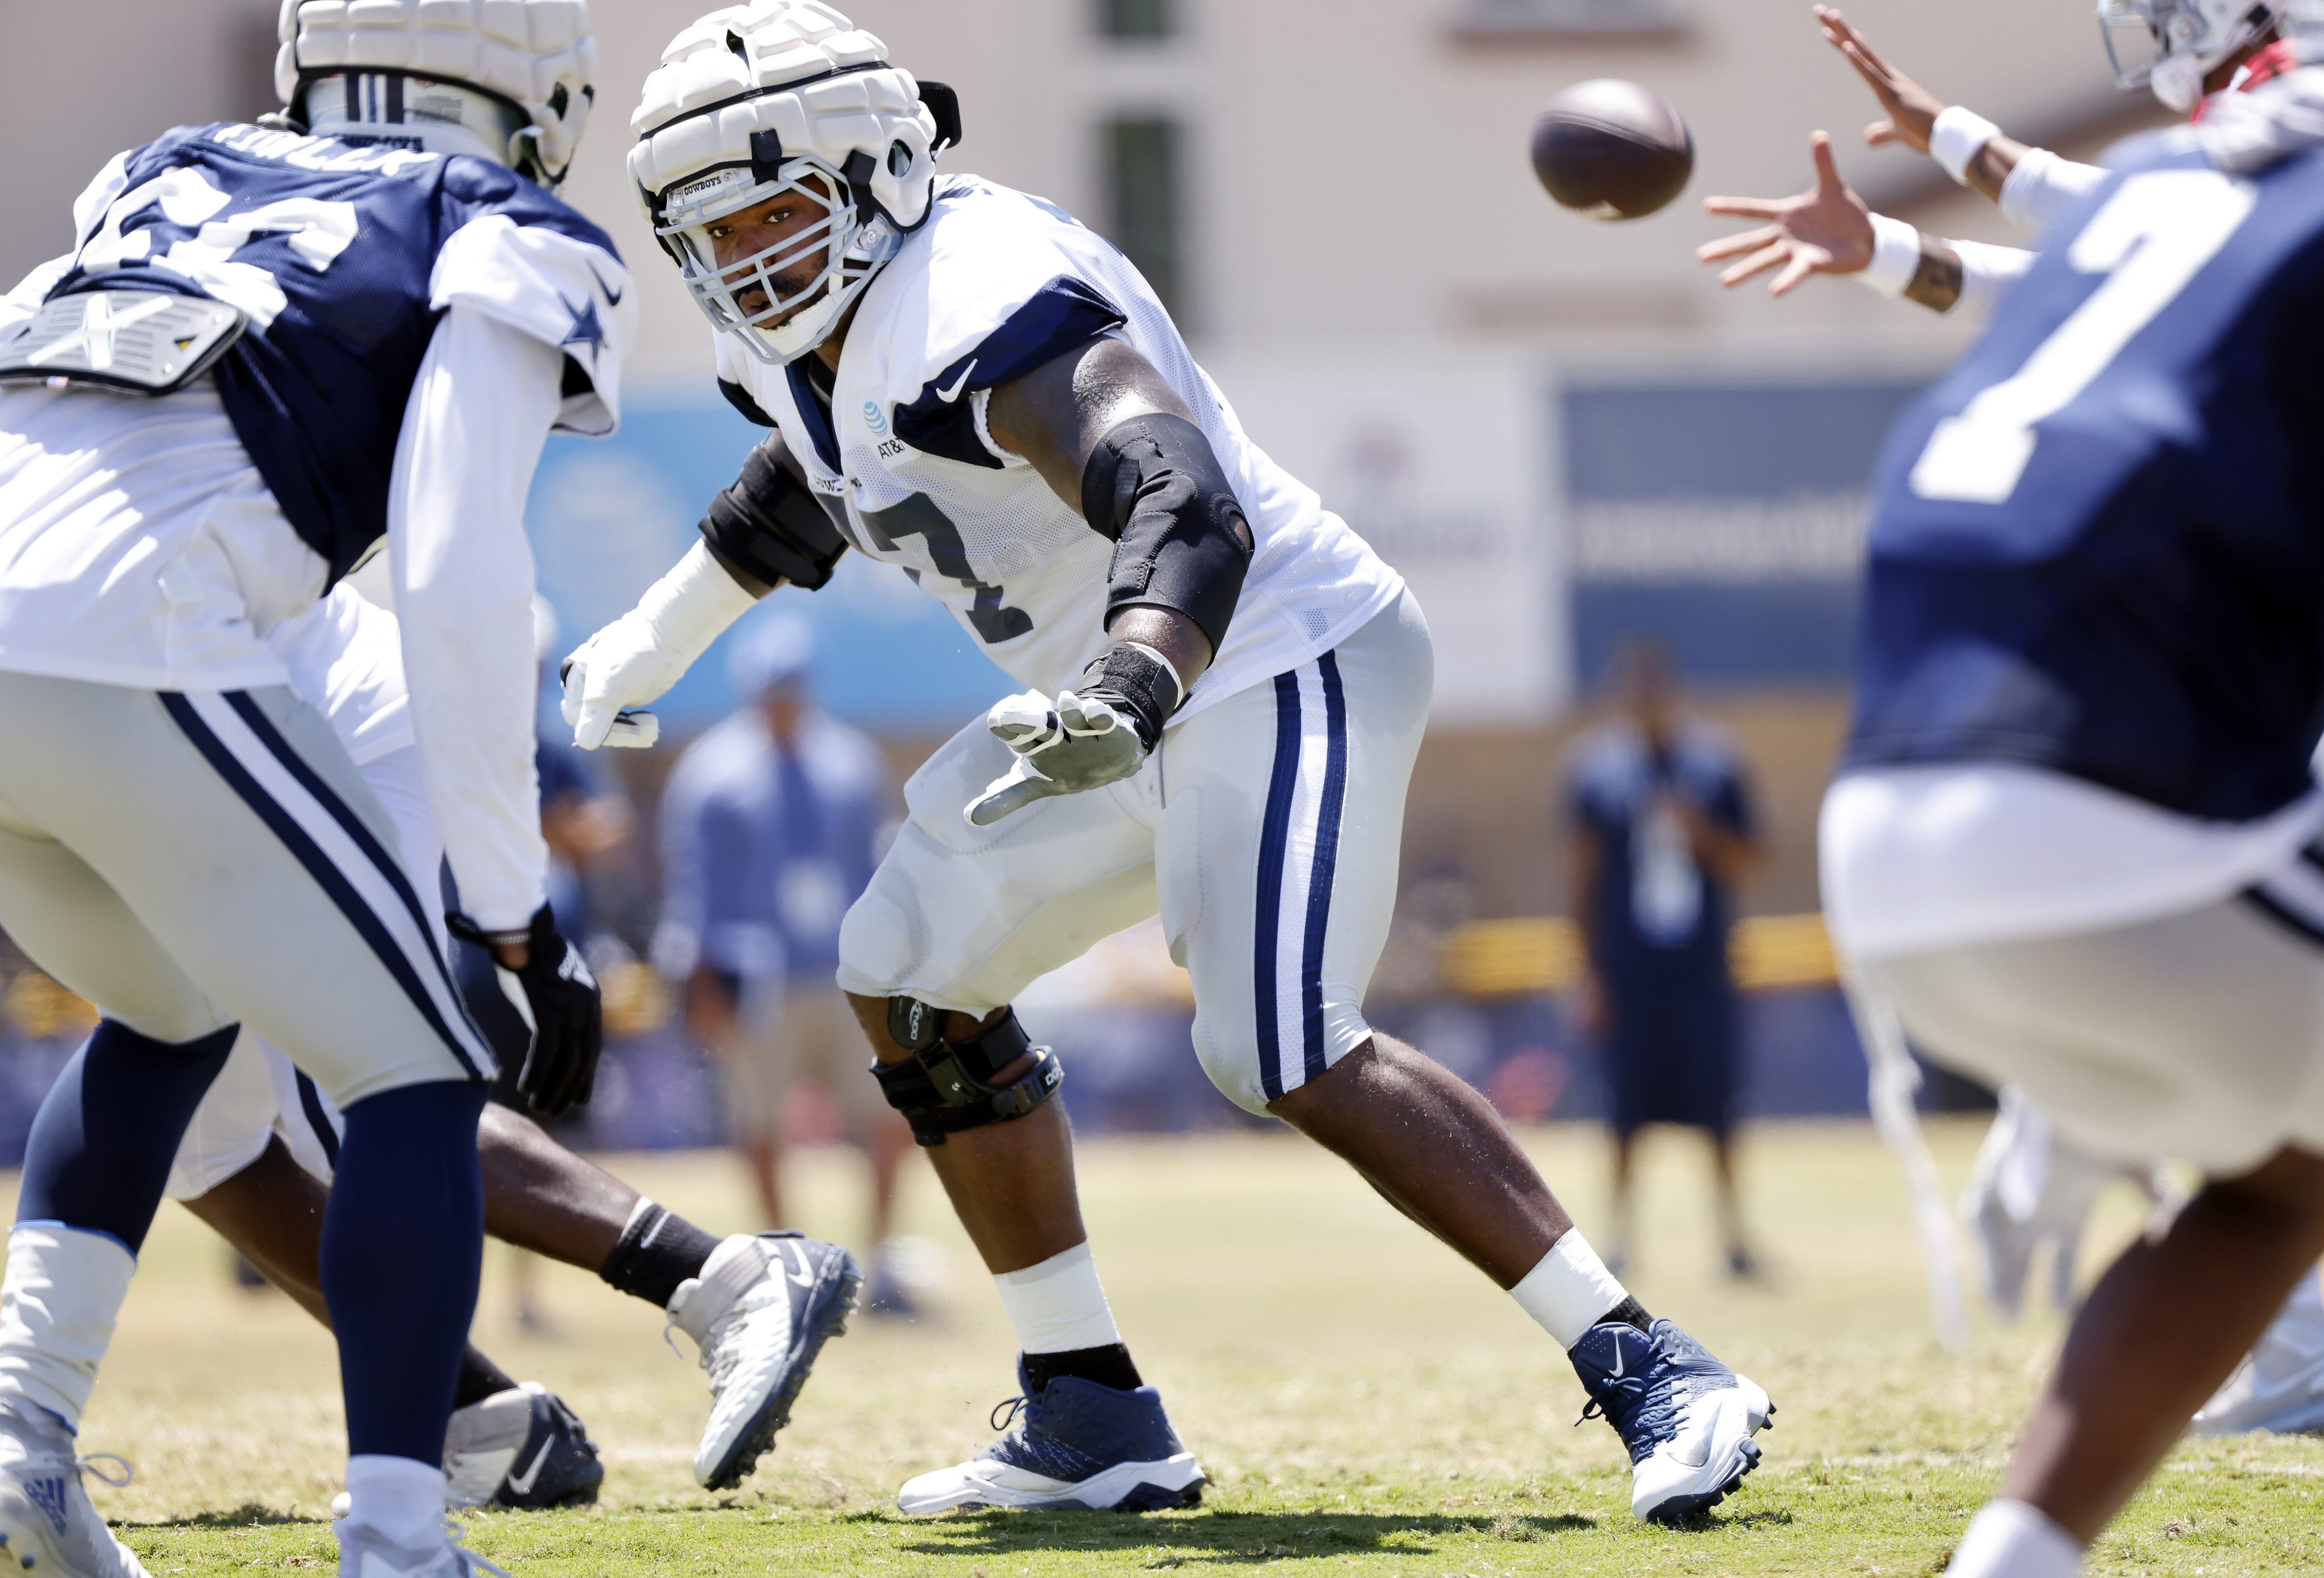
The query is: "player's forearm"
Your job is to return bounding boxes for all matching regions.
[1859,216,2031,320]
[1964,135,2030,205]
[392,308,559,931]
[1905,238,1966,314]
[1104,605,1211,691]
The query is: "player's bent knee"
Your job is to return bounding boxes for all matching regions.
[868,998,1063,1147]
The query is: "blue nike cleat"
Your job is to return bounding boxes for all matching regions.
[444,1384,603,1511]
[896,1359,1206,1514]
[1571,1317,1774,1522]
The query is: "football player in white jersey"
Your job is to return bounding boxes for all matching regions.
[0,3,626,1573]
[562,0,1776,1524]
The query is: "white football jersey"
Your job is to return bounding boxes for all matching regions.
[267,582,412,768]
[716,176,1404,722]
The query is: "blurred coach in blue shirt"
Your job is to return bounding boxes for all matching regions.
[654,616,915,1306]
[1564,640,1763,1281]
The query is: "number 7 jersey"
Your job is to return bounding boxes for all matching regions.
[1849,129,2324,824]
[715,176,1403,725]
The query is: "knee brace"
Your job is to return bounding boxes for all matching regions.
[869,1000,1062,1147]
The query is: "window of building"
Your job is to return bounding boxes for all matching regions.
[1098,0,1175,41]
[1102,115,1185,323]
[1452,0,1686,40]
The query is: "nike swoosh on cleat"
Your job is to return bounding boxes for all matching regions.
[934,360,978,403]
[1611,1343,1624,1380]
[504,1437,555,1497]
[786,1247,816,1289]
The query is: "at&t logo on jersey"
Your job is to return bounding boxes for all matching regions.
[863,400,890,437]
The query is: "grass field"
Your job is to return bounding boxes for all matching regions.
[39,1115,2324,1575]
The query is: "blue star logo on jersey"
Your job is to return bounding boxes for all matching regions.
[560,292,605,355]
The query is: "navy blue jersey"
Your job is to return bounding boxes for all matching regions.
[1850,134,2324,821]
[49,123,626,580]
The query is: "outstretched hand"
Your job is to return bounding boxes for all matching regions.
[1697,132,1875,297]
[1815,5,1947,153]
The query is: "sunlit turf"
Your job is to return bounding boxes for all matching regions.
[39,1117,2324,1574]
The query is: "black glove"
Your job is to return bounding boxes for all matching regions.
[447,904,603,1117]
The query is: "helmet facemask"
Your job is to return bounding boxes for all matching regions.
[655,157,898,365]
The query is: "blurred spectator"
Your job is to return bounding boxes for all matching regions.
[1563,639,1764,1277]
[654,616,917,1309]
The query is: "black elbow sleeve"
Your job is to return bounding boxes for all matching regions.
[1079,412,1252,653]
[699,438,851,591]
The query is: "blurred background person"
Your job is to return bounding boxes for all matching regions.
[1565,639,1765,1278]
[654,616,917,1311]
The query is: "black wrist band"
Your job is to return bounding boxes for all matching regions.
[1081,643,1182,750]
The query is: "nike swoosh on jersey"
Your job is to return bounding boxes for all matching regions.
[586,259,625,306]
[504,1436,555,1497]
[934,359,978,403]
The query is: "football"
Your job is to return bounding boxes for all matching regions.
[1529,79,1696,221]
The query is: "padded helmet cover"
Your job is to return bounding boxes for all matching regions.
[628,1,940,233]
[275,1,598,178]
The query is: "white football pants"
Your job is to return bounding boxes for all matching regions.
[837,589,1434,1113]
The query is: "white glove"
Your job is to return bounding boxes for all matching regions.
[965,687,1150,826]
[561,542,757,750]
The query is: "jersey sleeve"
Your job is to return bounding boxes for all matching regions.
[430,214,637,438]
[68,151,130,250]
[881,189,1129,469]
[1952,240,2038,323]
[391,305,564,932]
[1998,147,2110,236]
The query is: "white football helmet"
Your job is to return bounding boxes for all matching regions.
[2098,0,2288,111]
[273,0,598,190]
[630,1,958,365]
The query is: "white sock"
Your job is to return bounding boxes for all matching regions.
[344,1454,446,1551]
[1508,1230,1633,1351]
[0,1223,137,1431]
[1948,1500,2084,1578]
[992,1242,1123,1354]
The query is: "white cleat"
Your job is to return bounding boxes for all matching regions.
[0,1402,147,1577]
[2193,1267,2324,1435]
[667,1231,860,1490]
[334,1518,508,1578]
